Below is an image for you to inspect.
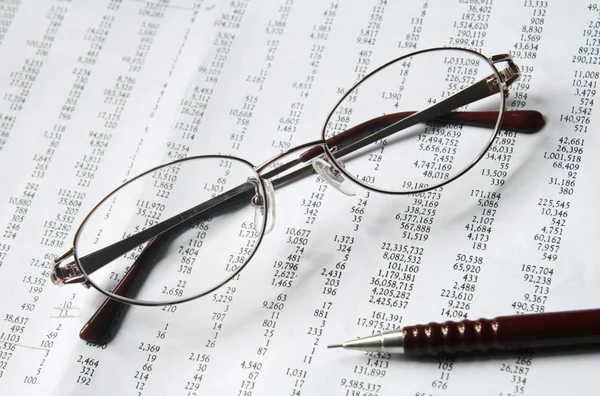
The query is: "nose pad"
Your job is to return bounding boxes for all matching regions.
[311,157,358,196]
[249,177,276,234]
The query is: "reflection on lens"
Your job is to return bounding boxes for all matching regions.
[75,156,265,305]
[323,48,503,193]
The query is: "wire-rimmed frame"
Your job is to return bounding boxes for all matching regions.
[48,46,541,343]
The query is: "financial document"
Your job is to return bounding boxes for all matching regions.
[0,0,599,395]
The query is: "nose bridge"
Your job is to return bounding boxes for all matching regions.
[248,176,276,234]
[311,156,358,196]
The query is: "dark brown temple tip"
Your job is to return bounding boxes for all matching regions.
[503,110,545,133]
[80,297,122,342]
[79,236,162,342]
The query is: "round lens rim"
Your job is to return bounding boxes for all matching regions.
[320,46,506,195]
[72,154,268,306]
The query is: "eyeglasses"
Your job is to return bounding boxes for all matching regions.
[50,47,544,341]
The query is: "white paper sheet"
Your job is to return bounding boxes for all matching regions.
[0,0,599,395]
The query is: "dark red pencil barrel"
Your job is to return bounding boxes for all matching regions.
[402,309,600,355]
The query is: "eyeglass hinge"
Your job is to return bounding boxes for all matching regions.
[50,247,90,288]
[489,53,520,91]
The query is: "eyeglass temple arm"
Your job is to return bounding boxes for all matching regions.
[337,76,500,151]
[78,182,256,277]
[299,109,543,162]
[300,62,542,162]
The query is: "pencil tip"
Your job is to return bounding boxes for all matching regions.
[327,344,343,349]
